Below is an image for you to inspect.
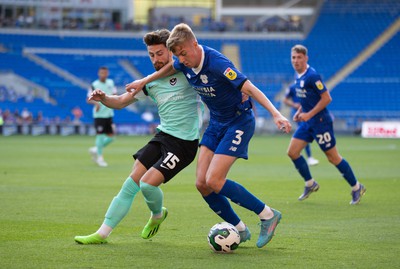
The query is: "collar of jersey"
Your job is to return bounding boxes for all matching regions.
[192,45,204,75]
[296,64,310,78]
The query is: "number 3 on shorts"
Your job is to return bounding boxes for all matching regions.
[316,132,331,145]
[232,130,244,145]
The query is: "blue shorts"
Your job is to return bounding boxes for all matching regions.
[293,120,336,152]
[200,110,255,159]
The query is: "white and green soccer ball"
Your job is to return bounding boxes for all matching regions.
[207,222,240,253]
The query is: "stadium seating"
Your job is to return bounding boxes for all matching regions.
[306,0,400,120]
[0,0,398,128]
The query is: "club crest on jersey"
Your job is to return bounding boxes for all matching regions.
[200,74,208,84]
[315,80,324,90]
[170,77,177,86]
[300,80,304,88]
[223,67,237,80]
[186,73,191,79]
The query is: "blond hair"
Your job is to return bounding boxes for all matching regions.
[167,23,197,53]
[291,44,308,56]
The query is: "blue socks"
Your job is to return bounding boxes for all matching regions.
[203,179,266,225]
[336,158,357,187]
[293,156,312,181]
[104,177,140,228]
[304,144,311,158]
[203,192,241,225]
[219,179,265,214]
[293,155,357,187]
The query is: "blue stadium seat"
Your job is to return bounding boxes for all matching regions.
[0,0,398,126]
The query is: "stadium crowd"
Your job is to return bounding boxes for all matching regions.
[0,13,303,33]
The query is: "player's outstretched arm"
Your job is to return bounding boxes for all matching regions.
[241,80,292,133]
[125,61,176,94]
[89,89,137,109]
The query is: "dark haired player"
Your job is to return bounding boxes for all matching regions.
[126,23,291,248]
[75,29,203,244]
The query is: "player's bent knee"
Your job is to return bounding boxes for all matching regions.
[287,150,299,160]
[327,156,341,165]
[195,180,208,193]
[205,179,224,193]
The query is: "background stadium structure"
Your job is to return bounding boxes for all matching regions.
[0,0,399,135]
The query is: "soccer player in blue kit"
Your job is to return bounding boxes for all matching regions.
[283,83,319,166]
[126,23,292,248]
[287,44,366,204]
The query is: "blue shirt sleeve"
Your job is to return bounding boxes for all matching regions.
[209,54,247,90]
[309,73,328,94]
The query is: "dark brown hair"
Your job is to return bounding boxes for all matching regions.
[143,29,170,46]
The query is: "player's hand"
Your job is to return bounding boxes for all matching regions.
[274,114,292,134]
[241,93,249,103]
[297,112,311,122]
[89,89,106,102]
[293,108,302,122]
[125,79,146,95]
[293,112,300,122]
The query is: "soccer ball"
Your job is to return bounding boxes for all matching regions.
[207,222,240,253]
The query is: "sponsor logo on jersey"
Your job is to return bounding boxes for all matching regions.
[194,86,216,97]
[200,74,208,84]
[156,93,185,106]
[315,80,324,90]
[295,88,306,98]
[170,77,177,86]
[223,67,237,80]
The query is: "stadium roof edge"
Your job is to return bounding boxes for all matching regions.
[0,28,304,40]
[23,48,148,56]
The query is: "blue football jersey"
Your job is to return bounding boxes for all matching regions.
[285,83,300,103]
[284,83,300,116]
[173,45,250,124]
[293,66,332,124]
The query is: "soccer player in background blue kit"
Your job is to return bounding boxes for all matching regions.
[287,44,366,204]
[126,23,292,248]
[283,83,319,166]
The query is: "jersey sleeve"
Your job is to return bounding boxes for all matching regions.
[172,59,182,71]
[284,85,294,98]
[309,73,328,94]
[211,55,247,90]
[87,84,94,98]
[134,90,146,101]
[110,80,118,95]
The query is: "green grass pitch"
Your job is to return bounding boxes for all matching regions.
[1,135,399,268]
